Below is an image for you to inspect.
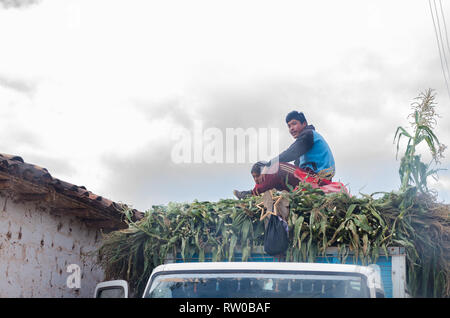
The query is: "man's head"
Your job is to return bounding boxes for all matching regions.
[251,162,264,184]
[285,111,307,139]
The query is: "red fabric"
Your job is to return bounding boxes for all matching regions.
[251,162,350,196]
[293,168,350,195]
[251,163,300,196]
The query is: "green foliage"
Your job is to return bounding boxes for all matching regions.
[394,89,447,193]
[97,185,450,298]
[389,89,449,297]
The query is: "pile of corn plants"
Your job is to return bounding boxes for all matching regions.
[97,197,265,296]
[97,90,449,297]
[97,184,449,297]
[284,184,449,298]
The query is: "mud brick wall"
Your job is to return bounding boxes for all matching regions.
[0,195,105,297]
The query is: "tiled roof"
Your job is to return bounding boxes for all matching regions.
[0,153,143,230]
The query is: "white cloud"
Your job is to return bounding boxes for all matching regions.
[0,0,449,207]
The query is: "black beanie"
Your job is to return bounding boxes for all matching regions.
[285,111,306,124]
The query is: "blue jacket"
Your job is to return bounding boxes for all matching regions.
[270,125,335,178]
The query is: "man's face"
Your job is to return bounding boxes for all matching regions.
[252,172,264,184]
[287,119,307,139]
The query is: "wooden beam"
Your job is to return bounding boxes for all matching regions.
[0,171,11,180]
[0,179,11,190]
[13,192,50,202]
[50,208,93,218]
[82,218,124,229]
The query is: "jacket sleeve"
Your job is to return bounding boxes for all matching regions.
[269,129,314,165]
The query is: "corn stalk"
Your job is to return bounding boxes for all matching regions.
[394,89,447,193]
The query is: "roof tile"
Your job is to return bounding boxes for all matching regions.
[0,152,144,227]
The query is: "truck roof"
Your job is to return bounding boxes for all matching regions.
[153,261,377,277]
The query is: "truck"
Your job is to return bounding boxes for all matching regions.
[94,246,408,298]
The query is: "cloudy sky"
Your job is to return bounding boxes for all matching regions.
[1,0,449,211]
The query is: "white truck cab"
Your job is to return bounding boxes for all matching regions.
[95,262,384,298]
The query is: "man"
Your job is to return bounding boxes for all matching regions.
[234,110,336,199]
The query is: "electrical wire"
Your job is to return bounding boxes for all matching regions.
[429,0,450,100]
[438,0,450,65]
[430,0,450,99]
[434,0,450,78]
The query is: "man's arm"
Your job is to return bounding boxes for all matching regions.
[269,128,314,165]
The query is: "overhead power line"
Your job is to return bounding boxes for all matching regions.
[438,0,450,68]
[429,0,450,100]
[434,0,450,74]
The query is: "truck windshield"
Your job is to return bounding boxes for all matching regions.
[145,271,370,298]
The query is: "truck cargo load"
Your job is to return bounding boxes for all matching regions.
[96,184,449,298]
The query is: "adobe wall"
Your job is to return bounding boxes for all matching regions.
[0,194,105,297]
